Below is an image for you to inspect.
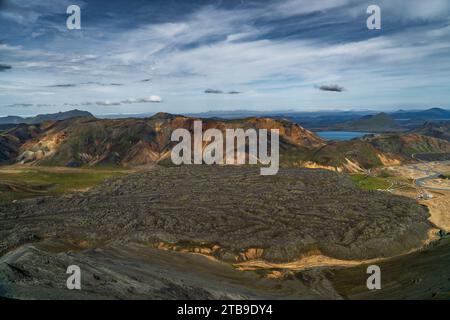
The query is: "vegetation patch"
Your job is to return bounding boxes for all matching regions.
[350,174,391,190]
[0,166,127,204]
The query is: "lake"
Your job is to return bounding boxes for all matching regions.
[316,131,372,141]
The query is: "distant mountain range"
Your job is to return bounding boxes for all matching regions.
[334,112,403,133]
[1,108,449,132]
[0,110,94,125]
[186,108,450,132]
[391,108,450,121]
[185,109,374,119]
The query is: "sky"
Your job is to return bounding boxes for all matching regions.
[0,0,450,116]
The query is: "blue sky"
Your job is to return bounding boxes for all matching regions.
[0,0,450,116]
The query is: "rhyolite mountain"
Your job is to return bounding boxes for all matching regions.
[1,112,450,172]
[0,113,324,167]
[0,109,94,125]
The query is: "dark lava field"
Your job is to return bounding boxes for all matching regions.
[0,166,431,261]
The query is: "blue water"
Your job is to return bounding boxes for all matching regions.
[316,131,372,141]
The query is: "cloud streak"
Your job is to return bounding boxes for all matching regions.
[5,95,163,109]
[317,84,346,92]
[47,82,124,88]
[0,63,12,71]
[204,89,241,94]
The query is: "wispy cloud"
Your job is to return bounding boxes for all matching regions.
[47,82,124,88]
[95,101,121,106]
[0,0,450,113]
[5,103,33,108]
[5,95,163,109]
[204,89,223,94]
[48,84,77,88]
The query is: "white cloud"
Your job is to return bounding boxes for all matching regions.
[144,95,162,103]
[96,101,120,106]
[121,95,162,104]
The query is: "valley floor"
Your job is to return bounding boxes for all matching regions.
[0,163,449,299]
[384,161,450,232]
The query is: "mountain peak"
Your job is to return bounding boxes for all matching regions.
[150,112,181,120]
[427,107,446,112]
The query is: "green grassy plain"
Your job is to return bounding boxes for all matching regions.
[0,166,127,204]
[350,174,391,191]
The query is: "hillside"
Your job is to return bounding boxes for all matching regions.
[366,133,450,156]
[0,113,324,167]
[0,116,24,125]
[283,133,450,172]
[335,112,403,132]
[413,122,450,141]
[0,134,20,163]
[0,109,94,125]
[307,140,399,171]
